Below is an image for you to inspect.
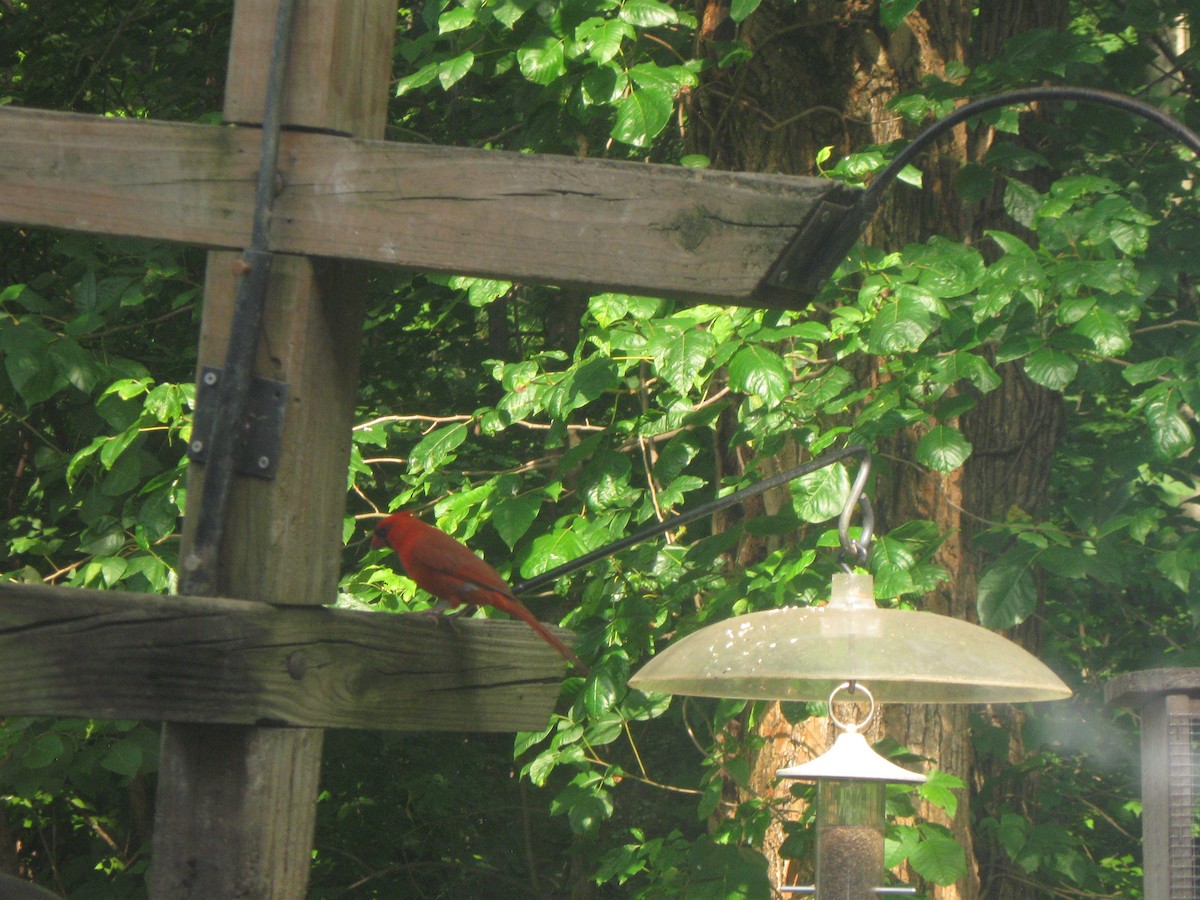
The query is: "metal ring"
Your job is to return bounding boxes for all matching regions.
[827,681,874,733]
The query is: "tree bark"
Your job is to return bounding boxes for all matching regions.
[693,1,1069,896]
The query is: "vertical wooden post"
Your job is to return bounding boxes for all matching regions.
[148,3,395,897]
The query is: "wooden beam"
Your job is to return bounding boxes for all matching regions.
[0,105,859,305]
[225,0,394,138]
[149,3,398,897]
[0,582,569,731]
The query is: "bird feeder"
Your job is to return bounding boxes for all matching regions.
[628,446,1071,897]
[776,683,925,897]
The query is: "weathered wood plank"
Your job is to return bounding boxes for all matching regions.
[0,582,568,730]
[0,105,859,305]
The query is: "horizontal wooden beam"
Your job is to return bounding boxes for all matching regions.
[0,106,858,305]
[0,582,570,732]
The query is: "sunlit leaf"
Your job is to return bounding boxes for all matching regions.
[792,464,849,523]
[868,293,933,354]
[916,425,972,473]
[1145,393,1195,458]
[611,79,673,146]
[728,345,790,404]
[409,422,469,472]
[438,6,476,33]
[438,50,475,88]
[619,0,678,27]
[1072,306,1131,356]
[909,827,967,885]
[518,35,567,85]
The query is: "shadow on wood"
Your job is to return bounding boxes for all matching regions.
[0,582,570,732]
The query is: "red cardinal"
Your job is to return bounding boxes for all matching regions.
[371,511,589,675]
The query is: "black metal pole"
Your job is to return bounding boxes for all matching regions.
[180,0,297,596]
[512,444,871,595]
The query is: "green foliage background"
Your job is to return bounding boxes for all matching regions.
[1,0,1198,896]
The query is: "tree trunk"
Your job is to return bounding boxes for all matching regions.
[692,1,1069,896]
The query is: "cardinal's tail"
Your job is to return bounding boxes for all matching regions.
[493,594,590,676]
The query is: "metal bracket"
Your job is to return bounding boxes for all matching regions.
[763,190,867,297]
[187,366,288,479]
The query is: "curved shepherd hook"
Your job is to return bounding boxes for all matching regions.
[789,85,1200,296]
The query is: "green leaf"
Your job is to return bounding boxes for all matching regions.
[1156,548,1199,592]
[493,494,542,549]
[977,556,1037,629]
[909,827,968,884]
[956,163,995,204]
[1003,179,1041,229]
[48,337,99,393]
[522,528,590,577]
[102,449,143,496]
[546,358,619,419]
[438,6,476,33]
[916,425,972,473]
[651,327,715,395]
[1122,357,1175,385]
[913,238,986,298]
[24,732,66,769]
[100,737,143,778]
[791,464,849,523]
[580,451,633,510]
[728,345,790,404]
[729,0,763,21]
[1023,347,1078,391]
[871,535,917,597]
[896,164,923,187]
[518,35,567,85]
[932,351,1001,393]
[1072,306,1131,356]
[1,321,63,404]
[1145,394,1195,459]
[868,292,933,354]
[619,0,679,27]
[438,50,475,89]
[395,61,440,96]
[490,0,537,28]
[919,769,966,819]
[583,668,621,717]
[100,427,140,469]
[567,789,614,835]
[409,422,470,472]
[880,0,922,30]
[611,79,673,147]
[576,18,633,64]
[138,486,180,545]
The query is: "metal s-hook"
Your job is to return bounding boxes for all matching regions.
[837,448,873,571]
